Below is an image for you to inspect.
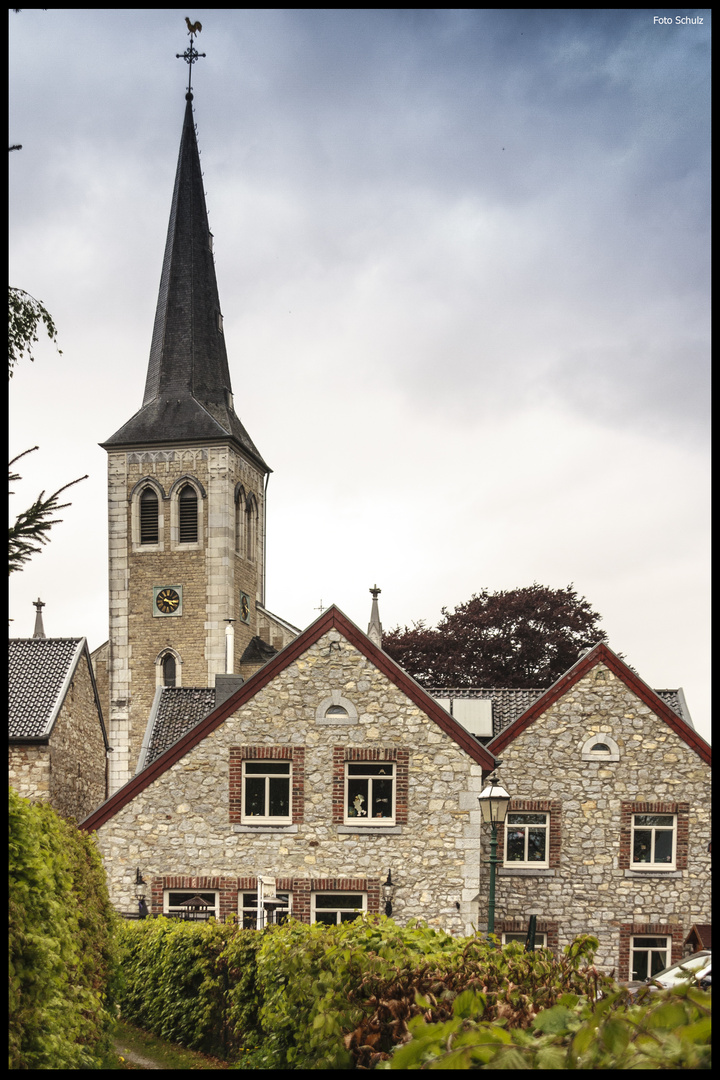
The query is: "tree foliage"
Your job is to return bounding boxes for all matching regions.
[383,583,609,688]
[8,286,62,377]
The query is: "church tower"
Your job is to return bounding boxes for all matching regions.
[101,83,272,793]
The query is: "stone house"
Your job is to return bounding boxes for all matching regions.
[80,606,497,933]
[481,642,711,981]
[9,637,110,820]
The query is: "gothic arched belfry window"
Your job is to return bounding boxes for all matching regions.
[178,484,198,543]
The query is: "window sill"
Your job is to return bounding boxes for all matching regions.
[316,717,359,726]
[624,868,681,878]
[233,823,298,834]
[337,824,403,835]
[498,868,555,877]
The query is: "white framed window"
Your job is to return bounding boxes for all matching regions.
[345,762,395,824]
[630,935,671,981]
[505,813,549,868]
[502,931,547,950]
[631,813,676,869]
[163,889,219,920]
[239,890,292,929]
[242,760,292,824]
[311,893,366,925]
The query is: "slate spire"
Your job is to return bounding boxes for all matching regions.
[103,96,268,472]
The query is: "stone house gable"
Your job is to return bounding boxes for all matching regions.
[80,606,497,933]
[482,644,710,979]
[9,638,110,819]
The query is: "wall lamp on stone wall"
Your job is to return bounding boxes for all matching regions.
[135,868,149,919]
[383,870,395,917]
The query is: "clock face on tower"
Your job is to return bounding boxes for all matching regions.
[239,592,250,623]
[153,586,183,617]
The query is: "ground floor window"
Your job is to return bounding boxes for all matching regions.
[311,892,366,925]
[239,890,292,929]
[631,935,671,981]
[502,931,547,950]
[163,889,219,920]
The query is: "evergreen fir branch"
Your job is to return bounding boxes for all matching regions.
[8,448,87,574]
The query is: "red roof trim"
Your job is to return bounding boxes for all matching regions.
[80,606,496,832]
[489,643,711,765]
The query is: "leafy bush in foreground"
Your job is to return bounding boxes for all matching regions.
[8,789,120,1069]
[381,983,711,1069]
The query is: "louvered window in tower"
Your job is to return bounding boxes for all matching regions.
[140,488,159,544]
[178,485,198,543]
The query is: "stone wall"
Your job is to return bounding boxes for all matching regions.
[485,661,711,978]
[48,652,108,820]
[8,743,50,802]
[92,628,488,934]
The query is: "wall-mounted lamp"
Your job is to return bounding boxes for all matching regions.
[382,870,395,917]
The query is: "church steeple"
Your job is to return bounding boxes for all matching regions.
[102,95,268,473]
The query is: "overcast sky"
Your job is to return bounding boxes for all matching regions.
[9,9,710,741]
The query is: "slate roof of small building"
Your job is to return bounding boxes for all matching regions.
[139,686,216,770]
[428,685,694,737]
[8,638,100,740]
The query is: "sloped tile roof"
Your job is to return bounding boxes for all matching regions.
[8,638,85,739]
[142,687,216,768]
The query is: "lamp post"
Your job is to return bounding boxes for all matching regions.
[477,771,511,938]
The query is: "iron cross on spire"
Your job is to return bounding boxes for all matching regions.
[176,18,205,98]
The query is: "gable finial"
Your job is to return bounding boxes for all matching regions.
[177,18,205,99]
[32,597,46,639]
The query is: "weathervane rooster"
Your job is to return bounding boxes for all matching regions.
[185,17,202,35]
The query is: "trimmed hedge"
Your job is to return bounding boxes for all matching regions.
[115,916,626,1069]
[8,789,121,1069]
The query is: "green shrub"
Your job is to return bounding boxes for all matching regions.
[381,982,712,1069]
[8,789,120,1069]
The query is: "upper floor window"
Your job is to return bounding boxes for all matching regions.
[140,487,159,544]
[631,813,676,869]
[345,762,395,824]
[178,484,198,544]
[242,761,292,824]
[505,812,549,868]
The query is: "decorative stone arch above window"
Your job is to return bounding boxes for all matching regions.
[168,475,205,549]
[155,647,183,688]
[130,477,167,550]
[581,733,620,761]
[316,690,359,725]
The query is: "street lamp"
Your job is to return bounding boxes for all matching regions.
[477,771,511,938]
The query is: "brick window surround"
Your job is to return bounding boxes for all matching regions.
[152,875,381,925]
[495,918,559,955]
[332,747,409,824]
[229,746,305,824]
[619,801,689,870]
[618,922,685,982]
[495,799,562,868]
